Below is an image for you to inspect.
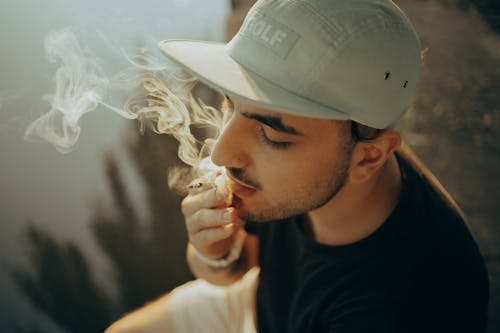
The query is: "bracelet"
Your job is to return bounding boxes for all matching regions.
[194,228,247,268]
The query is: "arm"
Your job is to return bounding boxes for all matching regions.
[104,235,258,333]
[105,173,259,333]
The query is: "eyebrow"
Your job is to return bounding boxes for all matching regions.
[240,111,303,136]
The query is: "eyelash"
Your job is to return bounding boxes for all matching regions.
[223,104,292,149]
[257,126,291,150]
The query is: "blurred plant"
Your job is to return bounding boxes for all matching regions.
[91,125,194,313]
[11,225,111,333]
[11,123,198,332]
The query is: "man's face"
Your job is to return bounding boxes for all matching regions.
[211,98,354,223]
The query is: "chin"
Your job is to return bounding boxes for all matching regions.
[232,195,253,219]
[232,192,304,223]
[235,201,296,223]
[232,195,264,222]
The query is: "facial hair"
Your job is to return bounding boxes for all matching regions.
[236,143,353,223]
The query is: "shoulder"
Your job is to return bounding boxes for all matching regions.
[395,146,483,258]
[393,146,489,330]
[395,144,465,221]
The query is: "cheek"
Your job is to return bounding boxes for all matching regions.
[254,155,292,188]
[268,146,343,185]
[299,148,341,177]
[256,151,328,190]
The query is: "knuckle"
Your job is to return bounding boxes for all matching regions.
[181,197,191,215]
[185,220,194,236]
[189,235,202,249]
[186,210,201,231]
[198,231,211,244]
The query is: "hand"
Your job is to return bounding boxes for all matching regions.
[181,172,245,260]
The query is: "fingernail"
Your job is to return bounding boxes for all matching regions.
[223,223,234,231]
[223,209,233,222]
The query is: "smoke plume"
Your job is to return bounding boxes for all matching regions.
[24,27,224,189]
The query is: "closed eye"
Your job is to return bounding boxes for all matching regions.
[257,125,292,150]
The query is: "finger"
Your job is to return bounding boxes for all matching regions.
[186,207,236,235]
[190,226,234,246]
[182,187,230,216]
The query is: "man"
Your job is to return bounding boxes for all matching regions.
[106,0,489,332]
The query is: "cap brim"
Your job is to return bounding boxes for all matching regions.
[158,40,348,120]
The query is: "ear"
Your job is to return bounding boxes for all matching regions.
[348,130,401,184]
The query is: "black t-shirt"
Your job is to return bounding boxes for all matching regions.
[245,153,489,333]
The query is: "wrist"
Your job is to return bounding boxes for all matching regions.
[194,229,246,269]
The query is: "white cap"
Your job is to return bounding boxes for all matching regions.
[159,0,422,129]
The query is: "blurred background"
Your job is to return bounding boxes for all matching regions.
[0,0,498,332]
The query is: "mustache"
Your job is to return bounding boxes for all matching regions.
[227,167,262,190]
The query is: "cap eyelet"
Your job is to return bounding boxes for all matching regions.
[384,71,391,80]
[402,80,408,88]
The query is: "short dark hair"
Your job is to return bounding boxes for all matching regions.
[350,121,383,142]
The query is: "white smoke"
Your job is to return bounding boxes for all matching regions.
[120,60,224,191]
[24,27,224,188]
[24,28,136,153]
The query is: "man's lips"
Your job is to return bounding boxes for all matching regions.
[227,174,257,197]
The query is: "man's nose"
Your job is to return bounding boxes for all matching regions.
[211,115,249,169]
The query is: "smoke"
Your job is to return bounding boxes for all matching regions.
[24,27,224,189]
[121,59,225,191]
[23,28,135,153]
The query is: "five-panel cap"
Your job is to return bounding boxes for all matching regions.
[158,0,422,129]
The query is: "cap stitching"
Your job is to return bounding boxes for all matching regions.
[296,1,413,96]
[300,1,410,47]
